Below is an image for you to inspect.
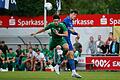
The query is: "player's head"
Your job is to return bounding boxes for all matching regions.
[9,48,13,53]
[69,9,78,20]
[53,14,60,26]
[29,47,33,52]
[36,49,40,55]
[56,45,61,50]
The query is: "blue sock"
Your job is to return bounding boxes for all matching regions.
[68,59,75,70]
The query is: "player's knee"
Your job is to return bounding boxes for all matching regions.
[64,45,69,51]
[68,51,74,59]
[62,43,69,50]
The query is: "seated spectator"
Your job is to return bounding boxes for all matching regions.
[29,47,38,71]
[33,44,41,52]
[73,37,82,57]
[0,49,8,71]
[21,52,31,71]
[7,48,16,71]
[100,43,109,55]
[23,44,29,54]
[0,41,8,60]
[35,49,46,71]
[16,45,24,70]
[42,44,49,55]
[109,36,119,56]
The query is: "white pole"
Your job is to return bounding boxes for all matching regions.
[44,0,47,27]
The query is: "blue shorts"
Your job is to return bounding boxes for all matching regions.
[65,38,74,51]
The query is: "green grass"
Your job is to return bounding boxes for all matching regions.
[0,71,120,80]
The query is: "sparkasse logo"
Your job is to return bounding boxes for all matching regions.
[100,15,107,25]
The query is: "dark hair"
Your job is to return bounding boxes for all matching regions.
[1,41,5,44]
[35,44,39,46]
[109,32,113,35]
[70,9,78,14]
[29,47,33,49]
[9,48,12,50]
[17,44,21,47]
[36,49,40,52]
[53,15,60,19]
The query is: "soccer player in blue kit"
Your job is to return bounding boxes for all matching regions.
[63,10,82,78]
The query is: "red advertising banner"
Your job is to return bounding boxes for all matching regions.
[0,14,120,27]
[86,56,120,70]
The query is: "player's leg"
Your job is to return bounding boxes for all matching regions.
[40,60,43,71]
[12,60,15,71]
[49,39,60,74]
[66,40,82,78]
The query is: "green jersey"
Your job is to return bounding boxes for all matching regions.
[7,52,16,60]
[0,53,5,59]
[42,48,49,55]
[23,49,29,54]
[44,22,67,40]
[33,48,41,52]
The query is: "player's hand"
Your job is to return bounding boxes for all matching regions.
[54,29,59,35]
[76,33,80,39]
[70,28,75,33]
[31,33,36,36]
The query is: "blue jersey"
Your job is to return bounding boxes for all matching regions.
[63,16,78,50]
[63,16,73,40]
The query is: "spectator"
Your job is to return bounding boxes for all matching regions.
[23,44,29,54]
[95,35,104,55]
[35,49,46,71]
[73,37,82,57]
[109,36,119,56]
[33,44,41,52]
[16,45,23,57]
[7,48,16,71]
[16,45,23,70]
[42,44,49,55]
[0,41,8,60]
[86,36,96,56]
[29,47,38,71]
[106,32,113,53]
[100,42,109,55]
[0,49,8,71]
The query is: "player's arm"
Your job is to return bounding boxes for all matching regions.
[31,23,52,36]
[1,56,5,61]
[69,27,80,38]
[55,30,68,37]
[31,29,45,36]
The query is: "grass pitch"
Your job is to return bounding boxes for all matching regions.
[0,71,119,80]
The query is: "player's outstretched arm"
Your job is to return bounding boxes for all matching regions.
[70,28,80,38]
[31,29,45,36]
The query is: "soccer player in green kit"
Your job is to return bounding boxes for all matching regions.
[31,15,69,74]
[7,48,16,71]
[0,49,8,71]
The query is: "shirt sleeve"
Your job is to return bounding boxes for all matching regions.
[44,23,52,30]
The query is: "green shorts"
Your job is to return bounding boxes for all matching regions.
[49,37,67,50]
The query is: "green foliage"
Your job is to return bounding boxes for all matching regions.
[0,0,120,16]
